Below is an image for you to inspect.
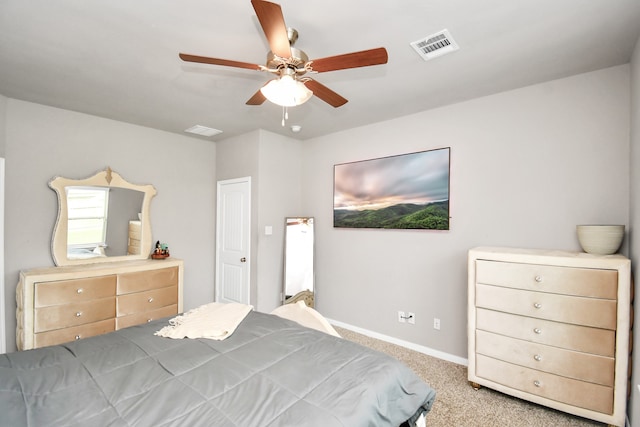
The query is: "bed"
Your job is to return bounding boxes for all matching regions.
[0,309,436,426]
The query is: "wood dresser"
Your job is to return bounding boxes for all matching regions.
[16,258,183,351]
[468,247,631,427]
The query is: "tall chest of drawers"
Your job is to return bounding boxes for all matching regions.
[16,258,183,351]
[468,247,631,426]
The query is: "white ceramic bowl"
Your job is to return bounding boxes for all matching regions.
[576,225,624,255]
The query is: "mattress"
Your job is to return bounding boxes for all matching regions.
[0,311,436,426]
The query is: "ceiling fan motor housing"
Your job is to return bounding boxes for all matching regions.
[267,46,308,74]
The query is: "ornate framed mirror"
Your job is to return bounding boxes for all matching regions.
[283,217,314,307]
[49,167,157,266]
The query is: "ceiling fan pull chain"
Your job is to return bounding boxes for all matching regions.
[281,106,290,127]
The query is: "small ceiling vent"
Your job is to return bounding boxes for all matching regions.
[410,29,459,61]
[184,125,223,137]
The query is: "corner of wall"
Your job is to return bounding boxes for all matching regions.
[627,32,640,427]
[0,94,7,157]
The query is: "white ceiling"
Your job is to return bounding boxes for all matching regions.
[1,0,639,141]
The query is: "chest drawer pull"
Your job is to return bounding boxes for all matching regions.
[533,380,541,387]
[147,318,152,323]
[75,335,81,340]
[148,297,154,303]
[76,288,83,294]
[533,328,542,334]
[75,311,82,317]
[533,302,542,309]
[534,275,543,283]
[533,354,542,361]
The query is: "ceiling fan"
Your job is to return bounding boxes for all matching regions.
[179,0,388,110]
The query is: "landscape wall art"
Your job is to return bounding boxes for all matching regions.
[333,147,450,230]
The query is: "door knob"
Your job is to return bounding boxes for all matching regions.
[240,257,247,262]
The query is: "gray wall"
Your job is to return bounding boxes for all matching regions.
[216,129,303,313]
[2,57,637,422]
[0,94,6,156]
[301,65,631,359]
[629,34,640,426]
[105,187,144,256]
[215,131,260,309]
[255,130,303,312]
[3,99,217,352]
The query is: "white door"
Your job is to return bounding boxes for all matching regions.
[215,177,251,304]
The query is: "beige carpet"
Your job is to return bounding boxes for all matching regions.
[336,327,606,427]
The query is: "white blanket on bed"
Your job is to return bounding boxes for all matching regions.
[271,301,341,337]
[155,302,253,340]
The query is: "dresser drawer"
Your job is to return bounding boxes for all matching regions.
[118,267,179,294]
[476,354,613,415]
[34,319,115,348]
[35,275,116,307]
[34,297,116,332]
[476,330,614,386]
[117,285,177,316]
[476,260,617,298]
[476,283,617,329]
[116,304,177,330]
[476,308,615,357]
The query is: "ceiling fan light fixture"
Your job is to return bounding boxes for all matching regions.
[260,74,313,107]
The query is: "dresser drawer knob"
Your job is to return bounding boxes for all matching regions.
[534,275,543,283]
[534,354,542,361]
[75,335,81,340]
[533,328,542,334]
[75,311,82,317]
[148,297,154,303]
[533,380,541,387]
[147,318,152,323]
[76,288,83,294]
[533,302,542,309]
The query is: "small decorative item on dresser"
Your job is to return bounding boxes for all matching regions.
[576,225,625,255]
[151,240,170,259]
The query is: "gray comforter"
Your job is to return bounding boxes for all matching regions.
[0,311,436,426]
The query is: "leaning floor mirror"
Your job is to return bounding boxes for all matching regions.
[283,217,315,307]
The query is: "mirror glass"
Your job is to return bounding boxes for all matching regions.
[50,167,157,266]
[283,217,315,307]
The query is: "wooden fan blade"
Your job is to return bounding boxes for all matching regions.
[246,88,267,105]
[309,47,388,73]
[251,0,291,59]
[179,53,261,71]
[304,79,348,108]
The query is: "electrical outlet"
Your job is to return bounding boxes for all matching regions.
[408,312,415,324]
[433,318,441,330]
[398,311,406,323]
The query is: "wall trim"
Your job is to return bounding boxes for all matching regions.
[327,318,468,366]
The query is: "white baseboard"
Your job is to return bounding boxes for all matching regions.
[327,318,468,366]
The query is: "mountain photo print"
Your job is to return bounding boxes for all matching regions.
[333,148,450,230]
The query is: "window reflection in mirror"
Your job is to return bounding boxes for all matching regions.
[65,186,144,260]
[49,168,157,266]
